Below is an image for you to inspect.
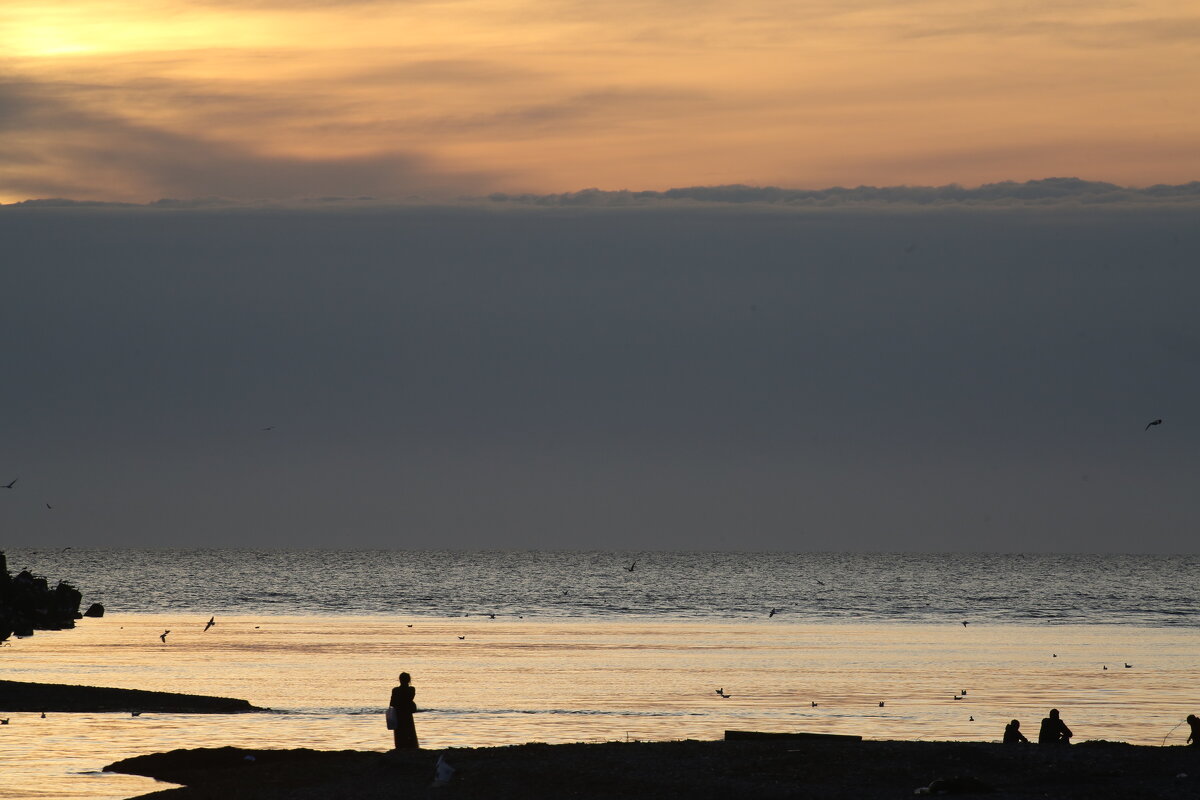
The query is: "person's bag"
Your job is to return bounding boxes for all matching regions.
[386,706,397,730]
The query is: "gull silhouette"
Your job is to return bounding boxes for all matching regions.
[204,616,215,632]
[2,479,16,489]
[1125,662,1132,668]
[626,561,636,572]
[160,630,170,643]
[716,688,731,698]
[769,608,778,618]
[1145,419,1163,431]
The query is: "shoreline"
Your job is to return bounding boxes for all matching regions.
[106,737,1200,799]
[0,680,264,713]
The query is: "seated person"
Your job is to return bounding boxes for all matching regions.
[1037,708,1072,745]
[1003,719,1029,744]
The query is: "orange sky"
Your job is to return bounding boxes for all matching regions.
[3,0,1199,202]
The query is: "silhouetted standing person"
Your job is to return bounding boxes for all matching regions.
[1187,714,1200,747]
[1003,719,1029,744]
[1038,708,1072,745]
[389,672,418,749]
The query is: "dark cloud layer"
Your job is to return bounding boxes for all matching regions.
[488,178,1200,207]
[1,201,1197,551]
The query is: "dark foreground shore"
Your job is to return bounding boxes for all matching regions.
[107,738,1200,799]
[0,680,263,713]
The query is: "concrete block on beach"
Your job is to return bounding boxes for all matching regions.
[0,679,264,713]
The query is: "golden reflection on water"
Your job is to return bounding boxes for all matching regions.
[2,615,1197,799]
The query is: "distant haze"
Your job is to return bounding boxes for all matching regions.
[2,184,1198,552]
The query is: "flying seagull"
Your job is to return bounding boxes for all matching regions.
[2,479,16,489]
[769,608,778,618]
[1145,419,1163,431]
[626,561,636,572]
[160,630,170,643]
[204,616,215,632]
[716,688,731,698]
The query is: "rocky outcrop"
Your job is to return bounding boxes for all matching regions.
[0,550,87,642]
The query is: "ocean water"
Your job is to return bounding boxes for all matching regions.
[2,550,1199,800]
[7,549,1200,624]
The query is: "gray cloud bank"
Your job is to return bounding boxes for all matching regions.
[1,196,1198,552]
[10,179,1200,211]
[488,178,1200,207]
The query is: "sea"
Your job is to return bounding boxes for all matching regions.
[2,549,1198,799]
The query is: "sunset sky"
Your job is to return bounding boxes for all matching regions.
[4,0,1199,202]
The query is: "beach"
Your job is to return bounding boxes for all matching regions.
[108,739,1200,799]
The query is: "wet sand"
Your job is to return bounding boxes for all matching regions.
[108,738,1200,799]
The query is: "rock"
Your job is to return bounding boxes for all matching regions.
[84,603,105,618]
[0,550,92,641]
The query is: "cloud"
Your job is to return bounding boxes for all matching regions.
[2,199,1199,550]
[0,78,496,202]
[485,178,1200,208]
